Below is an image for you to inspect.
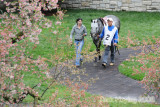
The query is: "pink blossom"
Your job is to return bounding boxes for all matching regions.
[55,21,61,25]
[37,29,42,34]
[9,33,15,38]
[26,19,32,27]
[19,82,25,90]
[5,2,10,6]
[10,75,14,79]
[53,30,58,34]
[0,0,64,103]
[57,11,64,20]
[45,23,52,28]
[1,32,7,36]
[51,0,58,3]
[11,90,17,95]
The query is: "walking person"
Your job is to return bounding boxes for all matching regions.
[70,18,87,67]
[97,18,118,67]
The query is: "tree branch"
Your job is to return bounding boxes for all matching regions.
[32,79,47,89]
[41,80,55,98]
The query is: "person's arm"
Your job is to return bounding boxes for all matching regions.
[99,27,105,38]
[70,26,75,40]
[113,29,118,45]
[83,26,87,36]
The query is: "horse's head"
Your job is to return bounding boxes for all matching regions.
[90,19,99,40]
[91,18,104,40]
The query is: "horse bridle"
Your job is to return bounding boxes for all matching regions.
[91,18,104,38]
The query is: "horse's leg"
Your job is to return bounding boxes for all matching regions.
[93,40,98,62]
[94,47,98,62]
[93,45,99,66]
[96,47,100,61]
[98,49,101,60]
[97,40,101,61]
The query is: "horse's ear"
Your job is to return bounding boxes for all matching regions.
[91,19,93,22]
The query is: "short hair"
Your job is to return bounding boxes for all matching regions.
[76,18,82,23]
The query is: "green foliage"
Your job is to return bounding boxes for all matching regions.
[119,51,159,81]
[8,9,160,105]
[118,60,145,81]
[26,9,160,62]
[106,98,160,107]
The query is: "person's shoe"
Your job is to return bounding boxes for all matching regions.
[80,58,83,62]
[110,63,114,66]
[80,59,83,65]
[76,65,80,68]
[102,63,107,67]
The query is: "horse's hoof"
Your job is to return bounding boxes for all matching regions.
[99,55,101,60]
[94,57,98,62]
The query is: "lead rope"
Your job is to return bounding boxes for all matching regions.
[115,46,120,55]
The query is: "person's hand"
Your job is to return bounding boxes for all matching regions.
[114,43,117,46]
[83,34,86,37]
[69,39,73,46]
[97,35,99,38]
[104,45,108,48]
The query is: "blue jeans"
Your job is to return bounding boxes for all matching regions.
[75,40,84,66]
[103,43,115,64]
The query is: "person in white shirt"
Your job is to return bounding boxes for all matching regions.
[97,18,118,67]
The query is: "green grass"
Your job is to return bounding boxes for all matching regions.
[106,98,159,107]
[27,9,160,61]
[27,9,160,79]
[22,82,160,107]
[1,9,160,106]
[24,9,160,70]
[23,9,160,105]
[62,9,160,47]
[118,61,145,81]
[119,52,159,81]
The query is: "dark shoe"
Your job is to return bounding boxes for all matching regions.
[94,57,97,62]
[76,65,80,68]
[99,55,101,60]
[110,63,114,66]
[102,63,107,67]
[80,59,83,62]
[80,58,83,62]
[80,59,83,65]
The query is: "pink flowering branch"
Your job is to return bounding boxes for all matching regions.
[126,34,160,99]
[0,0,65,105]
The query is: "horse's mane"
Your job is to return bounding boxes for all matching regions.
[95,18,106,35]
[98,18,106,26]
